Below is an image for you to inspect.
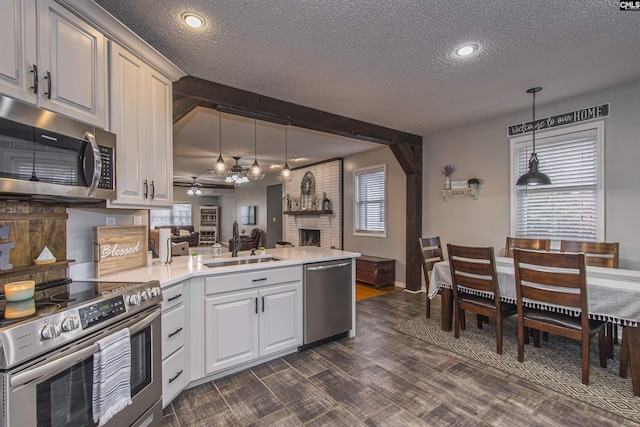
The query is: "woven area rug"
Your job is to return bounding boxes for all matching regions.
[394,312,640,423]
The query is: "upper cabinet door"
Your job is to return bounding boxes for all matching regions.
[0,0,37,102]
[145,69,173,207]
[36,0,106,127]
[109,43,147,206]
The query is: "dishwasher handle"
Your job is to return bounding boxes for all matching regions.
[306,261,351,271]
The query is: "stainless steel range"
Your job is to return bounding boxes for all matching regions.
[0,279,163,427]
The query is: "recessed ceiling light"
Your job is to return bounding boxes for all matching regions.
[182,13,204,28]
[455,44,477,57]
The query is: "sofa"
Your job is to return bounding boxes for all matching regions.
[228,228,261,253]
[155,225,200,247]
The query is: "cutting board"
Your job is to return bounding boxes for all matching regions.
[94,225,148,277]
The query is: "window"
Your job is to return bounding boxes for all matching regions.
[354,164,386,236]
[510,121,604,242]
[150,203,192,228]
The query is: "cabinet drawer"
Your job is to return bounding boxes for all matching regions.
[161,305,185,359]
[162,282,185,311]
[205,266,302,294]
[162,346,186,407]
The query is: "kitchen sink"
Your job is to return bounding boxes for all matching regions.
[202,256,280,268]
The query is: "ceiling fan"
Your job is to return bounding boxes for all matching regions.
[173,176,235,191]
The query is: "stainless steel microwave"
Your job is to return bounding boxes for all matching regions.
[0,95,116,201]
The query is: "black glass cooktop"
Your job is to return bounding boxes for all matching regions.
[0,279,146,328]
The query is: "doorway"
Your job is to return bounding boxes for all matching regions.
[266,184,283,248]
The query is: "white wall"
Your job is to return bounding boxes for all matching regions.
[343,146,407,287]
[424,80,640,269]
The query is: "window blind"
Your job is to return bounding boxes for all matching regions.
[354,166,385,233]
[514,128,600,241]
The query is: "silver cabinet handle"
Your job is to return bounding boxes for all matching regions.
[306,261,351,271]
[30,64,38,94]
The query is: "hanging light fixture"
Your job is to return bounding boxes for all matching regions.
[278,125,293,183]
[225,156,249,185]
[213,110,227,177]
[248,119,265,180]
[516,87,551,186]
[187,177,202,195]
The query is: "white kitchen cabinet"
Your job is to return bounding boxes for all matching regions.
[161,280,188,407]
[108,42,173,208]
[204,267,302,375]
[0,0,106,127]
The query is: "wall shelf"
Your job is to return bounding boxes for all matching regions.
[284,210,333,216]
[442,187,478,201]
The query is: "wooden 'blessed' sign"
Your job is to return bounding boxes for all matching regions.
[94,225,148,277]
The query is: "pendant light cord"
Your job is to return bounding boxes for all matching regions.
[219,110,223,153]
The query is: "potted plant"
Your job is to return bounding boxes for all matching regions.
[441,164,455,189]
[467,178,480,188]
[259,246,266,255]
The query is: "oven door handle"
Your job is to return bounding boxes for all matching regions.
[10,309,159,388]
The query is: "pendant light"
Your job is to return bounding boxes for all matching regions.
[213,110,227,177]
[248,119,265,180]
[516,87,551,186]
[278,125,293,183]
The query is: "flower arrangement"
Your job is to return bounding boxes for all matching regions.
[441,164,456,177]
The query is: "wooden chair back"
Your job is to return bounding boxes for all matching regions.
[513,250,587,313]
[418,237,444,283]
[447,244,500,300]
[560,240,619,268]
[504,237,551,258]
[418,237,444,318]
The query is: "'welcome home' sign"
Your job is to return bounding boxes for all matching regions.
[508,103,609,136]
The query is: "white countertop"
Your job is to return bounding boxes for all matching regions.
[97,247,361,287]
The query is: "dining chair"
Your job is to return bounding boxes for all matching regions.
[447,244,516,355]
[561,240,620,357]
[504,237,551,258]
[560,240,619,268]
[418,237,445,318]
[513,249,607,385]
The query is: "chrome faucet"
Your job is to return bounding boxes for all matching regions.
[231,219,241,257]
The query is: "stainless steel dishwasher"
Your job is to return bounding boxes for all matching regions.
[302,259,353,349]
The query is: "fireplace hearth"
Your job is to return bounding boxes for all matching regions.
[300,229,321,247]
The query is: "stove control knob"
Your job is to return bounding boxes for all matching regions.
[139,290,150,301]
[41,323,61,340]
[129,294,141,305]
[60,316,80,332]
[149,287,161,298]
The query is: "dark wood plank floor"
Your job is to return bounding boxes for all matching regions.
[163,290,639,426]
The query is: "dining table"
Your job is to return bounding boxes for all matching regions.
[430,256,640,396]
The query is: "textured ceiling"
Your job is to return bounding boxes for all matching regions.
[94,0,640,183]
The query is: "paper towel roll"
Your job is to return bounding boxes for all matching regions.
[159,228,171,264]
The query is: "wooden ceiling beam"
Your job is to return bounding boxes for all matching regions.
[173,76,422,147]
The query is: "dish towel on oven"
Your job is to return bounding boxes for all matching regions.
[92,328,132,426]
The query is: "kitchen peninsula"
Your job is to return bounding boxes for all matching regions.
[96,246,359,407]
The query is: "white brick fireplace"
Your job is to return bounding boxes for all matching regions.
[282,159,342,249]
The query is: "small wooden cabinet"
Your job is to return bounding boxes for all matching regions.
[356,255,395,288]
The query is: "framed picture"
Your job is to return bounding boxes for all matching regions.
[240,205,256,225]
[450,180,469,189]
